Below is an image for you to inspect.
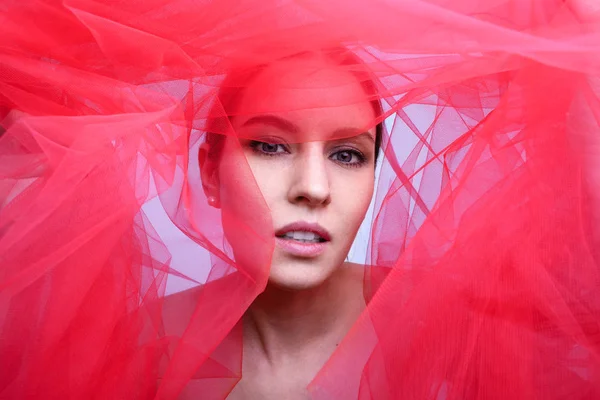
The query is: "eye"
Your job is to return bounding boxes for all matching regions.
[330,149,366,167]
[249,140,288,155]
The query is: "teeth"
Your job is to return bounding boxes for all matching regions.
[282,231,323,242]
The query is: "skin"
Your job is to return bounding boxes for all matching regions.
[200,54,378,399]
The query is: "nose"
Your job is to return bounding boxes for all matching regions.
[287,143,331,207]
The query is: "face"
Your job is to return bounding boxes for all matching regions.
[203,55,377,290]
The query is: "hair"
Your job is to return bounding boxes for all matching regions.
[204,47,384,165]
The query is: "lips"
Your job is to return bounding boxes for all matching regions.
[275,222,331,257]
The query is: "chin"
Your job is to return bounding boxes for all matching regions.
[267,260,336,291]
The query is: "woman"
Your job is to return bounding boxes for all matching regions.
[1,1,600,399]
[196,50,383,399]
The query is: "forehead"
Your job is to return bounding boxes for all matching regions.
[231,55,377,140]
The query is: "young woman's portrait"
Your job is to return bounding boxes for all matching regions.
[1,0,600,399]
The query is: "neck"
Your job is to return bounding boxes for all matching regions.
[243,263,364,367]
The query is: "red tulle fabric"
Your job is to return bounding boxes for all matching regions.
[1,0,600,399]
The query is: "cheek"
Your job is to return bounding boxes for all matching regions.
[216,141,271,208]
[218,154,253,205]
[243,156,289,209]
[217,152,274,279]
[332,170,374,228]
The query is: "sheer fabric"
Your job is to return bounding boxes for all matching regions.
[1,0,600,399]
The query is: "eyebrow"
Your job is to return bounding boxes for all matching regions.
[242,114,375,142]
[242,115,299,133]
[331,129,375,144]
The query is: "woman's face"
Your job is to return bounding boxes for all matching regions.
[210,55,377,290]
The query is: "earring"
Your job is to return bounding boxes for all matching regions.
[207,196,218,207]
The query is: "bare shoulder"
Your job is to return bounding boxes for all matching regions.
[342,261,367,277]
[341,261,391,303]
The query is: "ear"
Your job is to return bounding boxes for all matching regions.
[198,142,221,208]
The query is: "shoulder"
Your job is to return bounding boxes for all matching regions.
[158,273,242,336]
[341,262,391,302]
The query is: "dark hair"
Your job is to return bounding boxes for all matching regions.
[204,48,383,165]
